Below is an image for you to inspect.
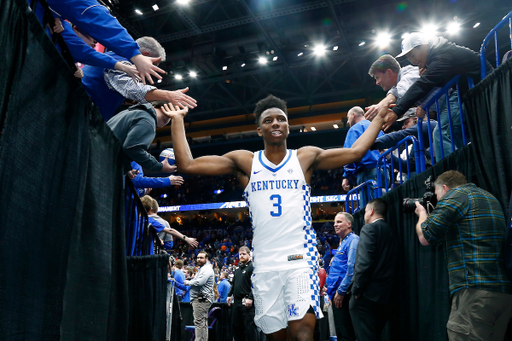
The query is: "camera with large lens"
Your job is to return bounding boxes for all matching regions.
[403,176,437,213]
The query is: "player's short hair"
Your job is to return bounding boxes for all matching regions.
[367,198,388,217]
[368,54,401,77]
[434,170,467,189]
[239,246,251,254]
[175,259,184,269]
[140,195,154,212]
[336,212,354,227]
[136,36,166,61]
[254,94,288,126]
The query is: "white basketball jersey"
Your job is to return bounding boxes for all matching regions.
[243,149,319,273]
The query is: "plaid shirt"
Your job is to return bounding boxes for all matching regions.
[422,183,512,295]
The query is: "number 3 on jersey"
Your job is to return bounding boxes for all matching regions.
[270,194,282,217]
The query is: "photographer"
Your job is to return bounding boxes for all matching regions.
[414,170,512,340]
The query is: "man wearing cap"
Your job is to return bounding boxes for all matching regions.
[366,54,420,121]
[368,32,493,160]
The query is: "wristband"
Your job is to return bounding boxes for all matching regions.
[182,235,187,240]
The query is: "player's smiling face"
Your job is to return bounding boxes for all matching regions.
[257,108,290,143]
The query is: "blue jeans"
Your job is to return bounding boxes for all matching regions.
[432,92,464,161]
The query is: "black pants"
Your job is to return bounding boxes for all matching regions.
[333,294,356,341]
[233,299,258,341]
[349,295,389,341]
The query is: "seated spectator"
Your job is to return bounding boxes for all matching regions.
[82,36,196,120]
[107,101,182,173]
[217,272,231,303]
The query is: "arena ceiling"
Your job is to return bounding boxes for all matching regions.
[103,0,510,149]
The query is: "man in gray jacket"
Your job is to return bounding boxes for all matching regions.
[185,251,215,341]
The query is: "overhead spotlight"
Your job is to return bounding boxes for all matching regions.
[152,4,159,11]
[222,66,228,71]
[135,9,143,15]
[401,32,409,39]
[240,63,246,67]
[421,23,438,37]
[333,124,339,129]
[272,56,278,61]
[310,127,317,131]
[376,32,391,48]
[333,46,339,51]
[189,71,197,78]
[313,44,326,56]
[157,79,162,83]
[175,74,183,80]
[297,52,304,57]
[473,22,480,28]
[176,0,190,5]
[447,21,461,35]
[358,41,366,46]
[258,57,267,65]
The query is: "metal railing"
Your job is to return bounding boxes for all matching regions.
[480,10,512,79]
[345,180,377,213]
[125,176,161,256]
[376,136,421,193]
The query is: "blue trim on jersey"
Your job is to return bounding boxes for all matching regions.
[258,150,292,173]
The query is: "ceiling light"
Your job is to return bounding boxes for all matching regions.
[310,127,317,131]
[176,0,190,5]
[222,66,227,71]
[313,44,326,56]
[175,74,183,80]
[258,57,267,65]
[189,71,197,78]
[135,9,143,15]
[157,79,162,83]
[272,56,278,61]
[297,52,304,57]
[333,46,338,51]
[358,41,366,46]
[473,22,480,28]
[333,124,339,129]
[421,23,438,38]
[376,32,391,48]
[447,21,460,35]
[152,4,159,11]
[241,63,246,67]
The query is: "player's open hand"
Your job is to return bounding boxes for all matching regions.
[186,237,199,248]
[365,104,380,121]
[162,103,189,119]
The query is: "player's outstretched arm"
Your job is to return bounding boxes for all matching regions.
[308,114,385,170]
[165,104,248,176]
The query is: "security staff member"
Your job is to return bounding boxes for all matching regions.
[227,246,258,341]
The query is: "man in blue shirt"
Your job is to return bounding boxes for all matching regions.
[324,212,359,341]
[172,260,187,302]
[217,272,231,303]
[130,161,184,197]
[342,106,385,204]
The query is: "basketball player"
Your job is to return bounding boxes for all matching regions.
[164,95,387,341]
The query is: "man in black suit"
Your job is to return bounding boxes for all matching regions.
[349,198,398,341]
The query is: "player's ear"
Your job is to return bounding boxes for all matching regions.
[257,126,262,136]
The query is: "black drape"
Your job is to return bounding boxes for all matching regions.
[464,58,512,214]
[350,146,474,341]
[0,0,128,339]
[126,255,169,341]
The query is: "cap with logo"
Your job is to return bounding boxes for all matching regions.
[396,32,429,58]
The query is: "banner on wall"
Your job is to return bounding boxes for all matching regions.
[158,194,357,213]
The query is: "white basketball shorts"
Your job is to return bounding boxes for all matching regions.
[251,267,323,334]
